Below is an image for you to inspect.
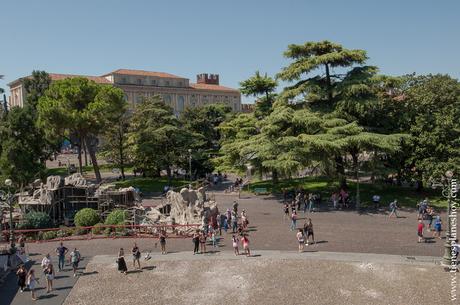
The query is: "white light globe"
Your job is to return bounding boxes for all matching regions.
[4,179,12,186]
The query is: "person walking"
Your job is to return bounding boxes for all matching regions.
[199,231,207,254]
[132,242,141,269]
[69,248,81,277]
[223,214,229,233]
[388,200,398,218]
[284,203,290,220]
[16,264,27,292]
[41,254,51,275]
[232,211,238,233]
[433,216,442,239]
[241,234,250,257]
[192,230,200,254]
[27,269,39,300]
[305,219,315,245]
[159,231,167,254]
[290,211,297,231]
[44,263,55,293]
[117,248,128,275]
[55,242,68,272]
[308,193,314,213]
[417,219,425,243]
[296,229,305,252]
[331,192,338,210]
[232,234,240,256]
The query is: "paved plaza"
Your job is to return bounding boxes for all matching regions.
[1,190,457,305]
[63,251,448,305]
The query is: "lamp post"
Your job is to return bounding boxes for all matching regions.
[1,179,16,253]
[188,149,192,185]
[442,170,454,268]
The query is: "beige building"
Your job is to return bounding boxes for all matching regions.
[8,69,241,113]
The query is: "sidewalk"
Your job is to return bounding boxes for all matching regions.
[0,254,88,305]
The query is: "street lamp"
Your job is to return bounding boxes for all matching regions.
[442,170,455,269]
[1,179,16,253]
[188,149,192,185]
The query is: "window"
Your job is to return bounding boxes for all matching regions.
[165,80,170,86]
[121,77,128,84]
[137,78,143,85]
[177,96,185,112]
[151,79,157,85]
[164,95,172,105]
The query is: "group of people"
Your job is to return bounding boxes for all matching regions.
[16,242,81,301]
[296,219,315,252]
[416,198,443,242]
[283,188,322,213]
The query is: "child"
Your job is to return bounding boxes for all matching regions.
[417,219,424,243]
[433,216,442,239]
[211,229,217,248]
[241,234,250,257]
[296,229,305,252]
[232,234,240,256]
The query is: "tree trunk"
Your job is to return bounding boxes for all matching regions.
[85,136,102,183]
[118,128,125,180]
[335,155,347,189]
[77,137,83,174]
[324,63,333,104]
[83,140,88,167]
[166,166,172,185]
[351,152,360,208]
[272,169,278,184]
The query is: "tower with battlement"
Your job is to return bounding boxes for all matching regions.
[196,73,219,85]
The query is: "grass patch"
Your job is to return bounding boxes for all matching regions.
[113,177,189,193]
[249,176,447,208]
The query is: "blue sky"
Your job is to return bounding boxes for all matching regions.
[1,0,459,103]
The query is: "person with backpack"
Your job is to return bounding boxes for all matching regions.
[132,242,141,269]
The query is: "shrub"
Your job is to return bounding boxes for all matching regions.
[73,227,87,235]
[20,212,52,229]
[91,223,104,235]
[74,208,100,227]
[42,231,57,240]
[105,210,128,226]
[104,227,112,236]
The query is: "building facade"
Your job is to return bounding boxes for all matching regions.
[8,69,241,113]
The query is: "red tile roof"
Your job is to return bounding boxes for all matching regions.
[104,69,185,79]
[189,83,239,93]
[48,73,110,84]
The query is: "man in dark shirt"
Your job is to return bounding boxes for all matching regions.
[55,242,68,271]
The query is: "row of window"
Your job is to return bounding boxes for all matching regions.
[119,76,185,87]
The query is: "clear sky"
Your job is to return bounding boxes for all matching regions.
[1,0,459,103]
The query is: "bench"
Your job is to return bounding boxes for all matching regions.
[253,187,269,195]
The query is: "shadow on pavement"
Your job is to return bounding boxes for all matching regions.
[142,266,156,271]
[38,293,58,299]
[55,286,73,290]
[81,271,99,276]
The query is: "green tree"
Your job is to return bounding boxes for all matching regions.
[38,77,126,182]
[99,113,131,180]
[0,107,46,185]
[240,71,277,118]
[404,74,460,182]
[277,40,367,106]
[128,96,194,182]
[23,70,52,110]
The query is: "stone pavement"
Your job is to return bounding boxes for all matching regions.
[63,251,454,305]
[0,252,89,305]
